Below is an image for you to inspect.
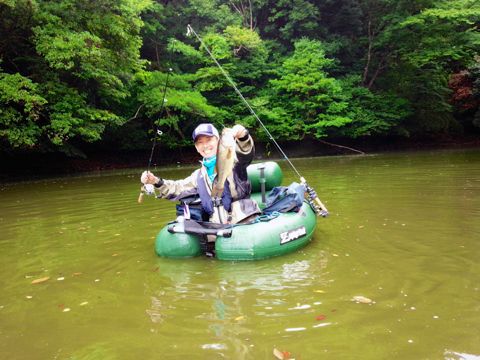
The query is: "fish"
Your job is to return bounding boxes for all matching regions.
[212,128,237,198]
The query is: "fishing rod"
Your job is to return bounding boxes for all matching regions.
[186,24,328,217]
[138,42,176,203]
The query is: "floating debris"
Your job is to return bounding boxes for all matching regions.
[352,295,374,304]
[31,277,50,284]
[273,348,292,360]
[312,322,331,328]
[57,277,65,281]
[289,304,311,310]
[234,316,245,321]
[285,327,306,332]
[25,296,33,299]
[201,343,227,350]
[63,308,71,312]
[79,301,88,306]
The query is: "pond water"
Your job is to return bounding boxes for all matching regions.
[0,149,479,359]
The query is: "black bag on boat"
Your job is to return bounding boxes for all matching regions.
[262,182,305,214]
[168,219,233,238]
[174,194,209,221]
[175,204,206,221]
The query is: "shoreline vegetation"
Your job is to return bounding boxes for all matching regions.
[1,1,479,180]
[2,136,479,182]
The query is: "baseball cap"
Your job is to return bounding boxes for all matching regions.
[192,123,219,141]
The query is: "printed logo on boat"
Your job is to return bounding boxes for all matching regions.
[280,226,307,245]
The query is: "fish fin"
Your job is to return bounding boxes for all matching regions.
[226,147,233,160]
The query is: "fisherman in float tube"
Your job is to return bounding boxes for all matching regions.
[140,123,261,225]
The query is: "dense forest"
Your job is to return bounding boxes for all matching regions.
[1,0,479,160]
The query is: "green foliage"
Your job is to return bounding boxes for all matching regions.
[0,0,151,152]
[137,71,225,147]
[268,39,352,139]
[1,0,479,157]
[44,81,121,146]
[0,72,46,147]
[339,76,413,137]
[394,0,480,69]
[259,0,321,45]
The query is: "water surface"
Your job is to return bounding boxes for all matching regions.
[0,149,479,359]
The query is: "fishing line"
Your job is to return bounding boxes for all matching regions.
[146,41,176,171]
[186,24,303,179]
[186,24,329,216]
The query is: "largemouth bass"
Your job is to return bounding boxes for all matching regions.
[212,128,237,198]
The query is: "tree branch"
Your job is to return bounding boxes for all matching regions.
[317,139,365,155]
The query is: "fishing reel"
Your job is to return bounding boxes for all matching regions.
[300,177,329,217]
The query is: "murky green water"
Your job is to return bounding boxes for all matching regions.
[1,149,479,359]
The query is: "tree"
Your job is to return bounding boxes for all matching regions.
[267,39,351,139]
[0,0,151,153]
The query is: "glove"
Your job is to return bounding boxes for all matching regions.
[140,171,163,187]
[231,124,248,139]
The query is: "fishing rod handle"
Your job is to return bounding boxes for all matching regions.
[300,177,329,217]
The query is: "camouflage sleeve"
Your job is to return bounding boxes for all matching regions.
[156,169,200,199]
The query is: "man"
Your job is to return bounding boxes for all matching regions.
[141,123,260,224]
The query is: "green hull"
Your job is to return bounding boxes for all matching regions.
[155,202,317,261]
[215,202,316,260]
[154,161,318,261]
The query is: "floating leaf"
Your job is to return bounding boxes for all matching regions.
[315,314,327,321]
[273,348,285,360]
[273,348,292,359]
[352,295,374,304]
[31,276,50,284]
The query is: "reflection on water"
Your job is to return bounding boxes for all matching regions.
[1,149,479,359]
[142,255,331,359]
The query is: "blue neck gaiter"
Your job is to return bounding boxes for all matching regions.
[202,155,217,183]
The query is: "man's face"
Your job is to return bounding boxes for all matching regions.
[195,135,218,158]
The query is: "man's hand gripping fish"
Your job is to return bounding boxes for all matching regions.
[212,128,237,198]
